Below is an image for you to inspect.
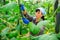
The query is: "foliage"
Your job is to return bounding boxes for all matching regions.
[28,22,40,35]
[0,0,60,40]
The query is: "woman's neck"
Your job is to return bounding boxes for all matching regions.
[35,18,40,22]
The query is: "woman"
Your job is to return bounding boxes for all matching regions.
[20,4,46,36]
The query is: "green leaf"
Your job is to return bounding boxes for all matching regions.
[39,34,58,40]
[15,24,21,31]
[37,20,50,28]
[21,36,30,40]
[1,27,10,36]
[28,22,40,35]
[10,37,16,40]
[21,28,28,35]
[56,33,60,38]
[2,2,18,11]
[7,30,18,39]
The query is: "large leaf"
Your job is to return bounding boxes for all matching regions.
[56,33,60,38]
[10,37,16,40]
[1,27,10,36]
[31,34,58,40]
[38,34,58,40]
[21,28,28,35]
[28,22,40,35]
[1,2,18,11]
[37,20,50,28]
[21,36,30,40]
[7,30,18,39]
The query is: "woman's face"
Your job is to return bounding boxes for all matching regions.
[35,11,42,19]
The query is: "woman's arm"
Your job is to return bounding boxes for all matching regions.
[20,4,33,22]
[23,10,33,22]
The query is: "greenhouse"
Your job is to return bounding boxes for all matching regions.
[0,0,60,40]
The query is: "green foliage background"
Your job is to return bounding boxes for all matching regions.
[0,0,60,40]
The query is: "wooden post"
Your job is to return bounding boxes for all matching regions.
[54,0,58,11]
[55,13,60,33]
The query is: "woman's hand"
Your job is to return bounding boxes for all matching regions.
[20,4,25,11]
[20,4,27,15]
[23,10,27,15]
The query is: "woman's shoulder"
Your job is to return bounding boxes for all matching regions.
[37,20,50,27]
